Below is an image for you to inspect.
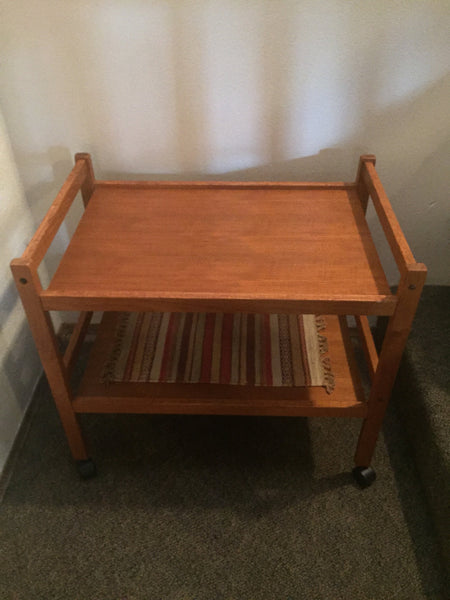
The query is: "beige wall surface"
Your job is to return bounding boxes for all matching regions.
[1,1,449,282]
[0,2,449,472]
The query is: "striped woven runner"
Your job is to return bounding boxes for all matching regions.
[102,313,334,393]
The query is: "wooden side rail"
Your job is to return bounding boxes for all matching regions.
[94,180,353,190]
[63,311,94,376]
[11,153,96,377]
[354,315,378,381]
[20,154,95,268]
[356,155,416,274]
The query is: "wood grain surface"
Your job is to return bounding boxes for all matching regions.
[42,184,394,314]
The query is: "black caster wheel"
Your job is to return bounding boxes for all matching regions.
[352,466,376,488]
[76,458,97,479]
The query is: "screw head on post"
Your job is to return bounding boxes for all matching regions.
[19,278,28,285]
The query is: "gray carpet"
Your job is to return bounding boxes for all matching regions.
[1,301,449,598]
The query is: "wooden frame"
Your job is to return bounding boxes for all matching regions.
[11,153,426,483]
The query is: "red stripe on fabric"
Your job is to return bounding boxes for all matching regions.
[140,312,162,381]
[123,313,144,380]
[200,313,215,383]
[220,313,233,384]
[263,314,273,385]
[159,313,177,382]
[246,313,255,385]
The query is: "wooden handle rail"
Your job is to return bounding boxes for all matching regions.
[18,156,93,268]
[63,311,94,376]
[360,157,416,273]
[354,315,378,381]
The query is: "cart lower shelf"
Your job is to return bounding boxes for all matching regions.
[74,313,367,418]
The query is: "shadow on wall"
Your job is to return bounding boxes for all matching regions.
[9,5,449,285]
[96,73,449,286]
[6,2,448,176]
[0,315,41,467]
[0,280,19,336]
[391,137,450,286]
[96,72,449,185]
[0,318,40,416]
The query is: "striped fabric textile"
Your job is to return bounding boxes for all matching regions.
[102,313,334,393]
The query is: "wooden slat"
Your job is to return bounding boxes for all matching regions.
[95,180,353,190]
[73,393,367,418]
[63,311,93,375]
[355,315,378,380]
[21,159,88,267]
[362,161,415,272]
[40,292,398,316]
[338,315,367,406]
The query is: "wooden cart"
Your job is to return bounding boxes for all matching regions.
[11,153,426,486]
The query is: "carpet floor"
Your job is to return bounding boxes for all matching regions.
[385,286,450,570]
[0,328,448,598]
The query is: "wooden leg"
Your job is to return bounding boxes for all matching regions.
[355,415,384,468]
[354,264,427,467]
[10,260,89,461]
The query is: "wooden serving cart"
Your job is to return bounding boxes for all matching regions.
[11,153,426,486]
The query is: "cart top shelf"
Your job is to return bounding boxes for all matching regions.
[40,181,396,315]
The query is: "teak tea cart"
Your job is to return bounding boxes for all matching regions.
[11,153,426,487]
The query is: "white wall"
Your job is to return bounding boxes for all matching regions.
[0,110,42,475]
[0,2,449,472]
[1,1,449,284]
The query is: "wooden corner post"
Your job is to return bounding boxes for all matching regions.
[354,263,427,467]
[74,152,95,207]
[355,154,376,214]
